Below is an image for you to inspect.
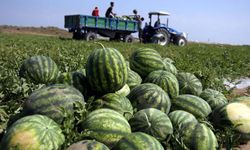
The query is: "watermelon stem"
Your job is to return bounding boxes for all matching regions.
[143,113,151,127]
[94,42,105,49]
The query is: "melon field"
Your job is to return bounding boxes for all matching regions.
[0,32,250,150]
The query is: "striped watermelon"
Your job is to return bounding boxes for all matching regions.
[169,110,198,130]
[23,84,85,124]
[86,48,128,95]
[113,132,164,150]
[180,122,218,150]
[115,84,130,97]
[144,70,179,99]
[163,61,178,75]
[172,94,211,119]
[127,83,171,113]
[212,102,250,140]
[200,88,228,109]
[57,71,88,98]
[0,115,65,150]
[19,55,59,84]
[129,48,165,78]
[81,109,131,148]
[93,93,133,120]
[127,69,142,90]
[163,57,175,64]
[177,72,203,96]
[66,140,109,150]
[129,108,173,141]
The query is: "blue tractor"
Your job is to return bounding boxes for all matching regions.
[142,11,187,46]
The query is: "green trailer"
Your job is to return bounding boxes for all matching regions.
[64,14,138,42]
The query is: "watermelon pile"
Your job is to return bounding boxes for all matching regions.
[1,45,249,150]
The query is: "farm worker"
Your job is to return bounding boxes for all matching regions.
[105,2,116,18]
[133,9,144,42]
[92,7,99,17]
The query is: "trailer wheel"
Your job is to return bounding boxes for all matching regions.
[152,28,170,46]
[124,35,134,43]
[174,36,187,46]
[85,32,97,41]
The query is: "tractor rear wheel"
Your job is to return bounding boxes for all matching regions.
[153,28,170,46]
[124,35,134,43]
[85,32,97,41]
[174,36,187,46]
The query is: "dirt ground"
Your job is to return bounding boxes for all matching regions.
[0,25,72,38]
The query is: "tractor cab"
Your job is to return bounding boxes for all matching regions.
[142,11,187,46]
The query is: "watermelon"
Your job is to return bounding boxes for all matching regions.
[129,108,173,141]
[86,47,128,95]
[177,72,203,96]
[163,57,175,64]
[127,83,171,113]
[180,122,218,150]
[163,61,178,75]
[169,110,198,130]
[23,84,85,124]
[112,132,164,150]
[57,71,88,98]
[172,94,211,119]
[19,55,59,84]
[127,69,142,90]
[129,48,165,78]
[66,140,109,150]
[232,96,250,107]
[212,102,250,140]
[144,70,179,99]
[115,84,130,97]
[81,109,131,148]
[200,88,228,109]
[0,115,65,150]
[93,93,133,120]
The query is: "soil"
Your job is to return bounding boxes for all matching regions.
[0,25,72,38]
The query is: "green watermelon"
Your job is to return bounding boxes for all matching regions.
[169,110,198,130]
[144,70,179,99]
[177,72,203,96]
[93,93,133,120]
[129,48,165,78]
[113,132,164,150]
[23,84,85,124]
[180,122,218,150]
[81,109,131,148]
[57,71,88,98]
[86,47,128,95]
[127,69,142,90]
[127,83,171,113]
[200,88,228,109]
[66,140,109,150]
[19,55,59,84]
[163,57,175,64]
[212,102,250,140]
[115,84,130,97]
[172,94,211,119]
[0,115,65,150]
[163,61,178,75]
[129,108,173,141]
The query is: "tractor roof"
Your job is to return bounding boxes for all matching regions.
[148,11,170,16]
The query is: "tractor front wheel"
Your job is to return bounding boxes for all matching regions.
[174,36,187,46]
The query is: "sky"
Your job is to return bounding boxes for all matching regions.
[0,0,250,45]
